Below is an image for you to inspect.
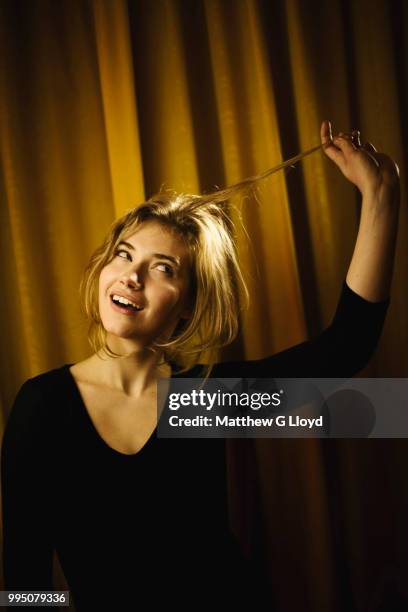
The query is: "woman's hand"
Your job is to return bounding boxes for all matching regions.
[320,120,400,302]
[321,119,400,207]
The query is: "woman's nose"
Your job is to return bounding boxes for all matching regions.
[121,271,143,289]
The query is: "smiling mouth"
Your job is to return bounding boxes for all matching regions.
[110,295,144,313]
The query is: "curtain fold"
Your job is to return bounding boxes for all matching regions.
[203,0,306,359]
[1,1,407,610]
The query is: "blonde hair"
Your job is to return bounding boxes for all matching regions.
[79,143,326,377]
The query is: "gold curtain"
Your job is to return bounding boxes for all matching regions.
[1,0,407,609]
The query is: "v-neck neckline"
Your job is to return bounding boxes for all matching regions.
[63,362,177,459]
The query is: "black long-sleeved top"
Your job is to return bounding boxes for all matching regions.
[1,281,390,609]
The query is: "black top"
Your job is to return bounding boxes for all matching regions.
[1,281,390,609]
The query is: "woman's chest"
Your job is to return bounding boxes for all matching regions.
[76,380,158,455]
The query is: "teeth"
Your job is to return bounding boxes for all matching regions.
[111,294,142,310]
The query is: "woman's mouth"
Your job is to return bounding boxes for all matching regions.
[110,294,144,316]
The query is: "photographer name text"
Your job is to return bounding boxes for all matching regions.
[167,415,323,429]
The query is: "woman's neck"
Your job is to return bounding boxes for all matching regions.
[85,349,171,397]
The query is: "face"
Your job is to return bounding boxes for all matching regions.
[98,220,193,351]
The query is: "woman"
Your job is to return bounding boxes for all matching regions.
[1,120,400,610]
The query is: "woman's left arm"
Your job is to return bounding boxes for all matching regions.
[213,123,399,379]
[321,120,401,302]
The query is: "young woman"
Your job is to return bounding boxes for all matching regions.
[1,121,400,609]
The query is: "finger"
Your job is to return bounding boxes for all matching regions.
[320,119,333,147]
[362,142,381,166]
[333,135,358,154]
[321,120,351,167]
[362,147,399,176]
[374,152,400,178]
[321,120,345,165]
[363,141,378,153]
[352,129,361,148]
[360,143,380,168]
[339,132,360,149]
[338,131,362,146]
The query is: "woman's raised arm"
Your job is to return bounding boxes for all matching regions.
[321,120,400,303]
[213,279,390,379]
[213,121,399,379]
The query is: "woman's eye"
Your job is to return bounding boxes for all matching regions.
[115,249,131,260]
[156,263,174,276]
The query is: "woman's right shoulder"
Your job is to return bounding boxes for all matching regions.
[2,366,70,460]
[9,364,71,424]
[19,364,70,396]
